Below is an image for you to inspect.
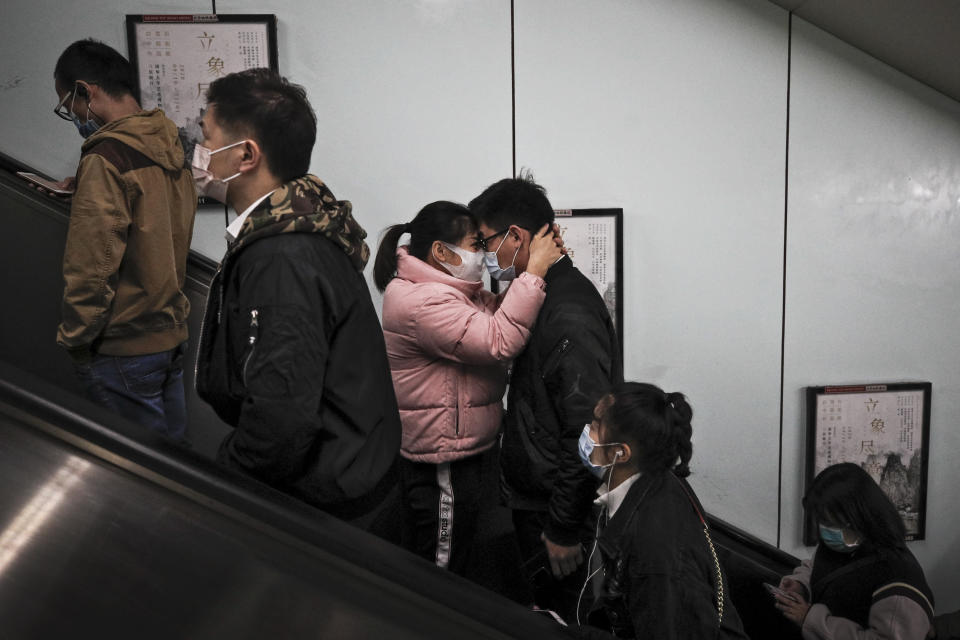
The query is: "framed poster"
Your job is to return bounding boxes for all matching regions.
[555,208,624,358]
[126,14,278,158]
[803,382,932,544]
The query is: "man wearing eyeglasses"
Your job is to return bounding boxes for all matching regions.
[52,39,196,441]
[469,174,623,623]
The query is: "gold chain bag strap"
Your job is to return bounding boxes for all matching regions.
[673,475,724,626]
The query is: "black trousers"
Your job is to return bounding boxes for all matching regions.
[512,508,596,625]
[398,454,484,577]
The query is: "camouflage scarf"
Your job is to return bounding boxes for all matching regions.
[231,174,370,271]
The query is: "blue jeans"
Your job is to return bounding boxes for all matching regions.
[74,345,187,441]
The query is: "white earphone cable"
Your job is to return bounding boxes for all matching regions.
[575,449,622,627]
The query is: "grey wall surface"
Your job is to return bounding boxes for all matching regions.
[782,16,960,609]
[1,0,958,611]
[513,0,789,549]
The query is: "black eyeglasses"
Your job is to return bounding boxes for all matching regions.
[54,91,74,121]
[478,227,509,252]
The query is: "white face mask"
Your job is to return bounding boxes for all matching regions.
[191,140,245,202]
[439,242,485,282]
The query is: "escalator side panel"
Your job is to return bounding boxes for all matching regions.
[0,405,557,639]
[713,537,803,639]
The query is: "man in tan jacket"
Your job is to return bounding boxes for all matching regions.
[53,39,196,440]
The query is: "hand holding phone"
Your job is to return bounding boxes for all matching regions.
[767,581,811,626]
[764,582,800,602]
[16,172,76,196]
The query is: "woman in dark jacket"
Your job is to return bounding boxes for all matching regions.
[573,382,748,639]
[774,463,934,640]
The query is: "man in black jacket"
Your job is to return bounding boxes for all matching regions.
[194,69,401,539]
[469,175,623,619]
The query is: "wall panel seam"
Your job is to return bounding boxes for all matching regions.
[777,11,794,550]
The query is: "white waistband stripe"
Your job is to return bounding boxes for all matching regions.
[435,463,454,569]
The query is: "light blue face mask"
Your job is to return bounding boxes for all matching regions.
[577,424,623,479]
[483,233,520,282]
[819,524,860,553]
[73,112,100,139]
[67,84,102,139]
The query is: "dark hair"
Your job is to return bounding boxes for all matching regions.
[54,39,136,98]
[602,382,694,478]
[468,170,555,233]
[206,68,316,181]
[803,462,906,549]
[373,201,477,292]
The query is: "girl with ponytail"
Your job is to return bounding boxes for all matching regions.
[374,200,562,577]
[573,382,748,639]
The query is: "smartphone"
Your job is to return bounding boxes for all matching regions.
[763,582,798,601]
[16,172,75,196]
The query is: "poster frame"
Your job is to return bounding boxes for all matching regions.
[803,381,932,545]
[126,13,279,106]
[554,208,624,361]
[125,14,278,206]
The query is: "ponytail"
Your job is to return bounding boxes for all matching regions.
[605,382,695,477]
[373,201,477,292]
[373,223,409,292]
[664,392,693,478]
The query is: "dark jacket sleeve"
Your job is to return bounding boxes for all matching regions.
[217,251,329,483]
[621,517,685,639]
[540,302,615,545]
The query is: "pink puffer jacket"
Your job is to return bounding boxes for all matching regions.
[382,247,546,463]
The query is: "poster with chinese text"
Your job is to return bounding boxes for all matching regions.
[804,383,931,544]
[126,15,278,159]
[555,209,623,359]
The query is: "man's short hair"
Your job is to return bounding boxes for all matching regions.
[468,171,555,232]
[206,68,316,181]
[54,39,136,98]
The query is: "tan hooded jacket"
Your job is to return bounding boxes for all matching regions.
[57,108,197,361]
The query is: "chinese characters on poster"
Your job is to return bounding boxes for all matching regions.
[128,16,276,154]
[555,209,621,333]
[806,383,930,541]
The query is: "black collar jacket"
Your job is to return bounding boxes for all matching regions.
[587,471,749,640]
[499,256,623,545]
[196,179,400,511]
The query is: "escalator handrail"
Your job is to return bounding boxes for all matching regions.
[0,150,220,278]
[708,515,800,572]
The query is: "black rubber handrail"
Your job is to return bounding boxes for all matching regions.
[709,514,799,570]
[0,150,220,277]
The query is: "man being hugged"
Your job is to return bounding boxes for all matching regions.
[469,175,623,620]
[194,69,401,538]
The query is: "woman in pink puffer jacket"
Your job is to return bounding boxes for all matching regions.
[374,200,562,577]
